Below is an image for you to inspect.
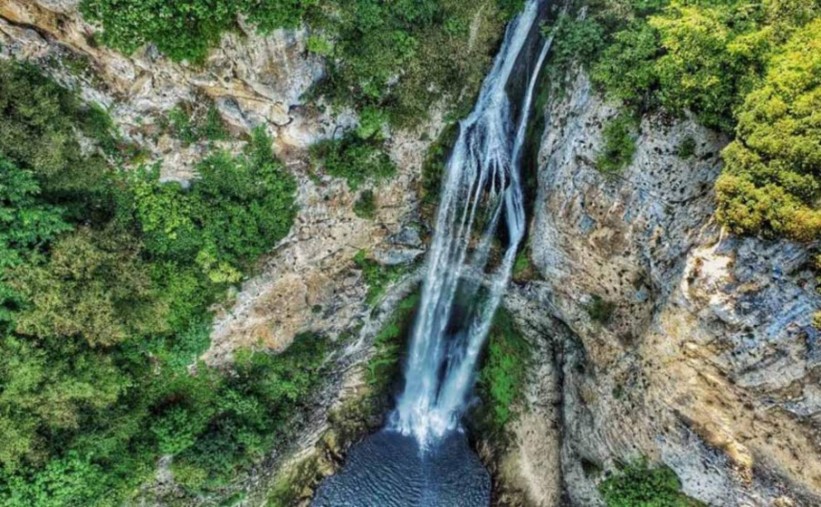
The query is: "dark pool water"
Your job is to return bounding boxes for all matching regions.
[311,430,490,507]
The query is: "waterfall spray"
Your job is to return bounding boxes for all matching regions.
[391,0,553,446]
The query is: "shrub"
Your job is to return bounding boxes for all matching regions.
[586,295,616,324]
[599,460,703,507]
[353,250,407,306]
[167,104,228,144]
[80,0,316,63]
[353,190,377,219]
[596,113,638,175]
[310,135,395,190]
[716,19,821,242]
[676,136,696,159]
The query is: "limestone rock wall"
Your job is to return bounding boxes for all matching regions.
[507,70,821,506]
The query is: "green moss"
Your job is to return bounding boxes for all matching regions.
[599,460,704,507]
[366,291,420,390]
[512,245,538,282]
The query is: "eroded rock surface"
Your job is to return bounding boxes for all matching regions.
[505,71,821,506]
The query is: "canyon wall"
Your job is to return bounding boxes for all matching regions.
[501,71,820,506]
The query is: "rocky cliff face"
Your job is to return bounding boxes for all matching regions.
[501,71,821,506]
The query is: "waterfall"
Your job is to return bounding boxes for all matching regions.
[390,0,553,446]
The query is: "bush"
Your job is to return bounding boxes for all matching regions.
[311,134,395,190]
[676,136,696,159]
[715,19,821,242]
[353,189,377,219]
[123,127,296,279]
[586,294,616,324]
[167,104,228,144]
[80,0,317,63]
[596,113,638,175]
[599,460,703,507]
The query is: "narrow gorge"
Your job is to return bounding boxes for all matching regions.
[0,1,819,506]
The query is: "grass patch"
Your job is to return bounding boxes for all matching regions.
[599,460,704,507]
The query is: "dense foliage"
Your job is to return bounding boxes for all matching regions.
[599,460,703,507]
[310,134,396,191]
[80,0,317,62]
[0,62,315,506]
[478,308,530,430]
[549,0,820,242]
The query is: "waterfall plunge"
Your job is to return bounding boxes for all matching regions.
[390,0,553,446]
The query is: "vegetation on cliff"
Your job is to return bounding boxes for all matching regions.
[548,0,820,243]
[477,308,531,432]
[599,460,704,507]
[0,60,317,506]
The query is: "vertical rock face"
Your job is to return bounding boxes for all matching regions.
[509,71,821,506]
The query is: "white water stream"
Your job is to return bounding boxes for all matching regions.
[390,0,553,446]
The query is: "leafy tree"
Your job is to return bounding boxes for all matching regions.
[716,18,821,241]
[9,228,168,347]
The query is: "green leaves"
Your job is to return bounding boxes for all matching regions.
[599,460,704,507]
[596,113,638,175]
[80,0,317,63]
[478,308,530,430]
[310,133,396,191]
[0,64,306,505]
[717,17,821,241]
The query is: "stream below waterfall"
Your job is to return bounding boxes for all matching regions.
[313,1,552,505]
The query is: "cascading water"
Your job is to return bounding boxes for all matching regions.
[391,0,553,446]
[313,2,551,505]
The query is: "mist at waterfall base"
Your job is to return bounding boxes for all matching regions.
[312,2,551,505]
